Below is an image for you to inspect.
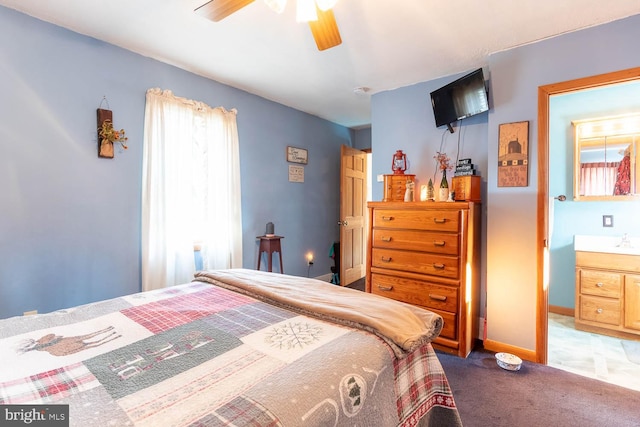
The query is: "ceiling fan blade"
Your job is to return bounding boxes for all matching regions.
[195,0,255,22]
[308,8,342,51]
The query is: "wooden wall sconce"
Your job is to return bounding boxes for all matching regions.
[97,107,128,158]
[97,108,114,158]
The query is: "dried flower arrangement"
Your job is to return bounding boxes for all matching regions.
[434,151,453,172]
[99,119,128,149]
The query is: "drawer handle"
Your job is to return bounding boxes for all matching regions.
[433,218,447,224]
[433,240,446,247]
[596,282,604,288]
[377,285,393,292]
[433,263,445,269]
[381,236,392,242]
[596,308,603,314]
[429,294,447,302]
[381,256,392,263]
[381,216,395,221]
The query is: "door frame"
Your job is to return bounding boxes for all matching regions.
[536,66,640,363]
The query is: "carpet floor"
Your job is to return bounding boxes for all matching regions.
[437,348,640,427]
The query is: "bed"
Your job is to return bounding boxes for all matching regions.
[0,269,462,426]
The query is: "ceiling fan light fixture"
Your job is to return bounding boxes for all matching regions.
[264,0,287,13]
[296,0,318,22]
[315,0,338,11]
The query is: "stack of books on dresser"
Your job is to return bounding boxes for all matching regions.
[451,159,481,202]
[454,158,476,176]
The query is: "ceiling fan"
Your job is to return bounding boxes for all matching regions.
[195,0,342,51]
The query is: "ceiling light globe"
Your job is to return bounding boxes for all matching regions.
[296,0,318,22]
[264,0,287,14]
[315,0,338,11]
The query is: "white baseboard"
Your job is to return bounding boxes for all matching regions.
[314,273,333,282]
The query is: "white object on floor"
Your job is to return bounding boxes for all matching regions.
[496,352,523,371]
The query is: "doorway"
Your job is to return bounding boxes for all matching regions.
[537,68,640,383]
[339,145,369,287]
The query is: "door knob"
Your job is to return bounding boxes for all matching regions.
[337,220,348,226]
[554,195,567,201]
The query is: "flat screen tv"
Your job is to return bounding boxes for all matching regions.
[430,68,489,133]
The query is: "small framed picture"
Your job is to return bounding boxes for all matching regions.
[287,146,308,164]
[288,165,304,183]
[498,121,529,187]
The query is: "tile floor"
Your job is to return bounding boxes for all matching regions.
[548,313,640,391]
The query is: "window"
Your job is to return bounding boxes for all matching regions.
[141,89,242,291]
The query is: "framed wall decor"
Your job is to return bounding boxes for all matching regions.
[288,165,304,183]
[498,121,529,187]
[286,146,308,164]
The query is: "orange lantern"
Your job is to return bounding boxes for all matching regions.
[391,150,407,174]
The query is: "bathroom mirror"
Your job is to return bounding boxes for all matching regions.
[573,113,640,200]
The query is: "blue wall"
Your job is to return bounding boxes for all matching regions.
[0,6,350,318]
[372,78,489,201]
[354,127,372,150]
[548,83,640,308]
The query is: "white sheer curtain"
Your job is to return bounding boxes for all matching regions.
[141,88,242,291]
[579,162,618,196]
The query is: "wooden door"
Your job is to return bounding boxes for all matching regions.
[339,145,367,286]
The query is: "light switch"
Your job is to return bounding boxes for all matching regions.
[603,215,613,227]
[376,174,384,182]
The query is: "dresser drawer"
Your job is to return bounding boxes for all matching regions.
[578,295,621,326]
[386,183,405,201]
[373,209,460,232]
[433,309,457,340]
[372,229,459,255]
[372,248,459,279]
[370,275,457,340]
[371,273,458,312]
[579,269,622,298]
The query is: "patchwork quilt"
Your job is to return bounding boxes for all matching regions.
[0,269,462,426]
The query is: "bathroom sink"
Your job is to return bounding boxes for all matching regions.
[574,235,640,256]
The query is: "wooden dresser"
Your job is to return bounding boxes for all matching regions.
[366,201,481,357]
[383,174,415,202]
[575,251,640,339]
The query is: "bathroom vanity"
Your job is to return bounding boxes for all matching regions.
[574,235,640,339]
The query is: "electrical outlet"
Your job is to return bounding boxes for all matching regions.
[377,174,384,182]
[603,215,613,227]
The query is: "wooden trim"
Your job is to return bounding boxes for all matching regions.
[536,85,550,364]
[536,66,640,365]
[483,338,537,363]
[576,320,640,341]
[548,305,574,317]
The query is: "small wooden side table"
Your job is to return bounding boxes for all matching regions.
[256,235,284,273]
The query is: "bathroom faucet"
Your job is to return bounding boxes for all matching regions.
[618,233,632,248]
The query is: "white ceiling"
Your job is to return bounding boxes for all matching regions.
[2,0,640,128]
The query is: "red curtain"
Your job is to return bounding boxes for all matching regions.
[613,154,631,195]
